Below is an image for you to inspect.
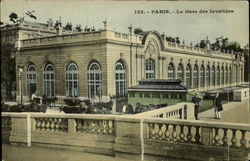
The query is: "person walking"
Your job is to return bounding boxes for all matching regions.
[214,92,223,119]
[192,93,201,120]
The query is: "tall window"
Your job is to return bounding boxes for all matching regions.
[206,65,210,87]
[212,66,215,86]
[225,67,228,84]
[168,63,174,79]
[44,64,55,97]
[66,63,79,98]
[216,66,220,86]
[88,62,102,98]
[200,65,205,88]
[115,61,126,97]
[177,64,183,80]
[241,67,243,83]
[193,65,198,88]
[27,64,37,98]
[186,64,191,87]
[229,66,232,84]
[145,58,155,79]
[221,66,224,85]
[234,65,237,83]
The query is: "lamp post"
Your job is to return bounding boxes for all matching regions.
[18,66,24,105]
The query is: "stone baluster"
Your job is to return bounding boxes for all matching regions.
[161,124,166,140]
[179,125,185,142]
[41,119,46,131]
[214,128,221,146]
[231,129,238,148]
[99,120,104,134]
[50,118,55,131]
[76,120,82,132]
[46,119,51,131]
[187,125,193,143]
[239,130,247,148]
[194,126,200,144]
[154,123,160,139]
[165,124,170,141]
[83,120,87,132]
[172,124,177,142]
[222,128,228,147]
[55,118,59,132]
[158,124,163,140]
[105,120,110,135]
[109,120,114,135]
[36,118,41,130]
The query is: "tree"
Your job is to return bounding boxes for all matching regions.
[195,40,207,49]
[1,43,16,99]
[175,37,180,44]
[166,36,175,43]
[134,27,143,35]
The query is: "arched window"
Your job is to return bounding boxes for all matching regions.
[168,63,174,79]
[221,66,224,85]
[186,64,191,87]
[115,61,126,97]
[200,65,205,88]
[216,66,220,86]
[27,64,37,98]
[193,65,198,88]
[229,66,232,84]
[177,64,184,80]
[44,64,55,97]
[206,65,210,87]
[66,62,79,98]
[225,66,228,84]
[88,61,102,98]
[212,66,215,86]
[145,58,155,79]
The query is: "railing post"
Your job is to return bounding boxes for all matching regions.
[68,119,76,133]
[184,105,187,120]
[201,127,213,146]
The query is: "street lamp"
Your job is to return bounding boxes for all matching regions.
[18,66,24,105]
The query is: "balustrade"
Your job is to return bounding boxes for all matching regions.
[75,119,114,135]
[34,118,68,132]
[2,117,11,128]
[147,120,249,148]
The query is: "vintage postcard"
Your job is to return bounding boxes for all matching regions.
[1,0,249,161]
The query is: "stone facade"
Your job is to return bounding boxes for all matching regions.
[15,25,245,101]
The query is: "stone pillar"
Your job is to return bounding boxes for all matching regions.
[201,127,213,146]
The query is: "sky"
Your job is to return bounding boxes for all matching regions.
[1,0,249,47]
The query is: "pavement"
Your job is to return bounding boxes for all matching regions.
[2,144,115,161]
[199,99,249,124]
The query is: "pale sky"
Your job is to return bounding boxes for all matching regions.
[1,0,249,47]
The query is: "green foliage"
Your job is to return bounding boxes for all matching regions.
[1,43,16,83]
[166,36,175,42]
[134,27,143,35]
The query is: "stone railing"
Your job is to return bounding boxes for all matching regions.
[144,118,250,148]
[21,30,143,48]
[34,117,68,132]
[165,41,234,60]
[135,102,194,120]
[2,112,250,161]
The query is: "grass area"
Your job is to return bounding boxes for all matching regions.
[199,100,229,113]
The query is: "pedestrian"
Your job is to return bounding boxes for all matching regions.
[31,92,37,103]
[192,93,201,120]
[213,92,223,119]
